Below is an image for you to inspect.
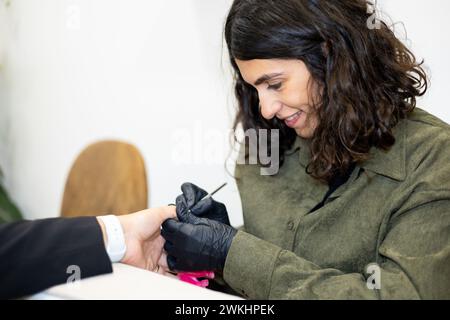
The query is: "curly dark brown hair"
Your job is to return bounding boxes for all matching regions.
[225,0,428,182]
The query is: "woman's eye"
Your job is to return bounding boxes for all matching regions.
[267,83,282,90]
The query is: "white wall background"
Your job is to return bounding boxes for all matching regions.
[0,0,449,223]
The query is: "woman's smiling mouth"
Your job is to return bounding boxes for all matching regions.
[283,111,302,128]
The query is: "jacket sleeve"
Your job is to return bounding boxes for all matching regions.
[223,196,450,299]
[0,217,113,299]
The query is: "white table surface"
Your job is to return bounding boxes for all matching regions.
[29,263,242,300]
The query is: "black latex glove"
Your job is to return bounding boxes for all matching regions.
[161,211,237,272]
[175,182,230,226]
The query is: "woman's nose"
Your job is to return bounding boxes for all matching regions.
[259,96,283,120]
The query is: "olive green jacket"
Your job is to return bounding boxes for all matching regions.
[223,108,450,300]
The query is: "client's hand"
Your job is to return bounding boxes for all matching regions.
[97,206,176,273]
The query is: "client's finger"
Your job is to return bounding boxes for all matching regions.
[158,251,169,270]
[159,205,177,221]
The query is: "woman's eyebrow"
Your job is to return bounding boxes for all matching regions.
[253,72,284,86]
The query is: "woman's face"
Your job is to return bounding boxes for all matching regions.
[235,59,319,139]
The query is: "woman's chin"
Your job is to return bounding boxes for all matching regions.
[295,127,313,139]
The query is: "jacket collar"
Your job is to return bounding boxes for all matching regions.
[292,118,407,182]
[361,120,407,181]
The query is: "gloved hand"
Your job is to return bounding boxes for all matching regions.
[161,210,237,272]
[175,183,230,226]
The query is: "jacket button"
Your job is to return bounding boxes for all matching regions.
[287,221,294,230]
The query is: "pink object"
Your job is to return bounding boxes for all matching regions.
[178,271,215,288]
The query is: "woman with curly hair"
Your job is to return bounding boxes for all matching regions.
[161,0,450,299]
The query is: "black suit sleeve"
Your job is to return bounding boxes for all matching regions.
[0,217,113,299]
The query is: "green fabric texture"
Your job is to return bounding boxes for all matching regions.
[224,108,450,300]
